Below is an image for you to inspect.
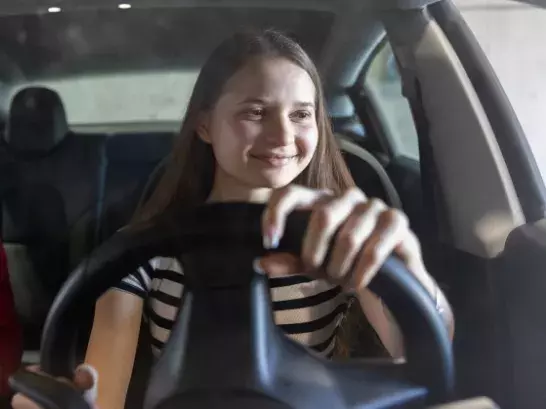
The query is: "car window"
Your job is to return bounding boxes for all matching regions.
[364,42,420,161]
[10,71,199,127]
[455,0,546,183]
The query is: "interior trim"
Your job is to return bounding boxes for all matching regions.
[429,0,546,221]
[0,0,446,17]
[4,243,50,325]
[410,20,524,257]
[429,396,499,409]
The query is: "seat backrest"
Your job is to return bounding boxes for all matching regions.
[98,132,173,241]
[0,87,105,349]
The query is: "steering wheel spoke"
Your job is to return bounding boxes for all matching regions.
[9,370,92,409]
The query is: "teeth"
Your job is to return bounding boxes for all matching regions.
[251,154,297,162]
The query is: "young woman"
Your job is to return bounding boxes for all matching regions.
[13,29,453,409]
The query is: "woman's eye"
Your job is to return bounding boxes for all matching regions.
[291,110,313,121]
[244,108,265,119]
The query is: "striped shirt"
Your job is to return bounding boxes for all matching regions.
[115,256,350,358]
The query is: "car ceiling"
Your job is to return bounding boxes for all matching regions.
[515,0,546,8]
[0,8,335,79]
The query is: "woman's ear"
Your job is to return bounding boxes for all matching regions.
[196,113,212,144]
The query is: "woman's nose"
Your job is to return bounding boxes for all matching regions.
[265,115,294,145]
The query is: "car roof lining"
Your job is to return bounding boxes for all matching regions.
[0,0,444,16]
[0,9,333,79]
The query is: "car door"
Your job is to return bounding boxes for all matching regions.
[428,3,546,409]
[351,2,546,409]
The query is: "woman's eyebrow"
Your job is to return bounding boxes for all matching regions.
[237,97,267,105]
[294,102,315,109]
[237,98,315,108]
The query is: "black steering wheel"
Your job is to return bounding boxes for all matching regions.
[10,203,454,409]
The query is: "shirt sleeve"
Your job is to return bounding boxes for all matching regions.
[113,261,153,298]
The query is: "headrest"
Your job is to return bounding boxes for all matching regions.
[5,87,68,154]
[326,93,355,118]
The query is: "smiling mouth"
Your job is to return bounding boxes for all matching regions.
[250,154,298,167]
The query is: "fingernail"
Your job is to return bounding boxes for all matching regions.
[253,258,266,275]
[270,233,280,249]
[263,227,280,250]
[262,234,271,249]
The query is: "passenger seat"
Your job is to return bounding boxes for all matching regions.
[98,132,173,242]
[0,87,106,352]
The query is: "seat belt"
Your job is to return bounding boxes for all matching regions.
[94,139,108,246]
[68,139,108,269]
[391,40,453,279]
[408,78,445,241]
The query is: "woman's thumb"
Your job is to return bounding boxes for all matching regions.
[254,253,303,278]
[74,364,98,405]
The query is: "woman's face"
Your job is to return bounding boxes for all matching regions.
[197,56,319,202]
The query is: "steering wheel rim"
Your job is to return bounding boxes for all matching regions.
[10,203,454,409]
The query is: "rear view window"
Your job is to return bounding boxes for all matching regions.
[0,7,334,128]
[11,71,199,127]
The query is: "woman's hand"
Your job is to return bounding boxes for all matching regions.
[257,185,453,337]
[11,365,98,409]
[259,185,426,290]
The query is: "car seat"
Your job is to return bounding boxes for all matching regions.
[0,87,106,354]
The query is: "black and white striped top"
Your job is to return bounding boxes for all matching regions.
[115,256,350,358]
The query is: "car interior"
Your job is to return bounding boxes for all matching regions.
[0,0,545,408]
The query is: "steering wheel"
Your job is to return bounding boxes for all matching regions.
[10,203,454,409]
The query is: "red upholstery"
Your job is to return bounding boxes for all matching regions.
[0,241,22,396]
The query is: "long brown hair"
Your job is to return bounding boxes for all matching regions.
[132,29,374,357]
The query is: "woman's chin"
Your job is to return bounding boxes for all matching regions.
[253,173,298,189]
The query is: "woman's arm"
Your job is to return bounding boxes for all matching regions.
[357,265,454,359]
[357,288,404,359]
[84,289,143,409]
[259,186,455,358]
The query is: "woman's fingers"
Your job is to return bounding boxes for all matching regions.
[262,186,420,295]
[74,364,98,405]
[262,185,332,249]
[394,231,436,295]
[346,208,410,292]
[255,253,303,278]
[11,365,98,409]
[326,199,387,282]
[11,366,49,409]
[263,185,367,270]
[301,188,366,272]
[395,230,424,271]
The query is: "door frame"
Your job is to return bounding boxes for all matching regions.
[429,0,546,222]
